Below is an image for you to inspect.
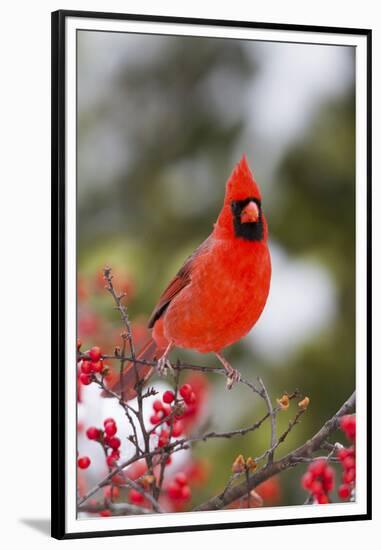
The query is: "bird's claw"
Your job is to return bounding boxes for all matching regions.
[156,356,173,377]
[226,367,241,390]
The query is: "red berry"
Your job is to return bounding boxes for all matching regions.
[99,509,111,517]
[86,427,101,440]
[163,390,175,404]
[338,484,351,500]
[104,485,119,499]
[79,373,91,385]
[106,454,117,468]
[104,423,117,437]
[185,391,196,405]
[81,360,92,374]
[153,399,164,412]
[180,485,191,501]
[172,421,184,437]
[78,456,91,469]
[129,488,144,504]
[162,404,171,417]
[310,480,323,496]
[343,456,355,471]
[337,448,350,462]
[309,460,327,478]
[317,493,329,504]
[103,418,116,428]
[92,360,103,373]
[343,468,355,484]
[347,446,355,458]
[322,466,335,492]
[323,478,334,493]
[167,481,181,500]
[340,415,356,440]
[89,346,102,362]
[157,428,169,447]
[108,437,121,450]
[179,384,192,399]
[175,472,187,486]
[301,472,313,490]
[150,414,161,425]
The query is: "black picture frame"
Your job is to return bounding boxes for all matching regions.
[51,9,372,540]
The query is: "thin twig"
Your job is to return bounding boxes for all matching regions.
[258,377,276,464]
[103,266,136,360]
[255,407,306,463]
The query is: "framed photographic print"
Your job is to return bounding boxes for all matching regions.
[51,9,372,540]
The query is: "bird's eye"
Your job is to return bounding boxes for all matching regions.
[231,201,241,215]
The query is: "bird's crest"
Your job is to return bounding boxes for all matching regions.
[224,154,262,204]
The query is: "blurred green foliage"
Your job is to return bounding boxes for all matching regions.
[78,33,355,507]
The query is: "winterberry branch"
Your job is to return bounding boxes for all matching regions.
[77,268,355,517]
[77,392,299,508]
[193,391,355,511]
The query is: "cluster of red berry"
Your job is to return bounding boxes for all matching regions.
[301,414,356,504]
[78,345,105,385]
[167,472,191,502]
[86,417,121,468]
[301,459,335,504]
[149,383,197,448]
[337,415,356,501]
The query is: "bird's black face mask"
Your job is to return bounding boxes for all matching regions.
[230,197,264,241]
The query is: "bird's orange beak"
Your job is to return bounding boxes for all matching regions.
[240,201,259,224]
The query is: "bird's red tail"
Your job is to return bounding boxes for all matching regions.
[101,338,164,401]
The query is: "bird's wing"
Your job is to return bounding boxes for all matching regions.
[147,236,212,328]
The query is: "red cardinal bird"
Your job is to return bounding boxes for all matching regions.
[104,155,271,400]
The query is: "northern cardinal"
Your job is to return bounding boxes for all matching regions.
[104,155,271,400]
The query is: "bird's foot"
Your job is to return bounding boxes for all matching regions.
[225,366,241,390]
[156,343,174,377]
[215,352,241,390]
[156,355,173,377]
